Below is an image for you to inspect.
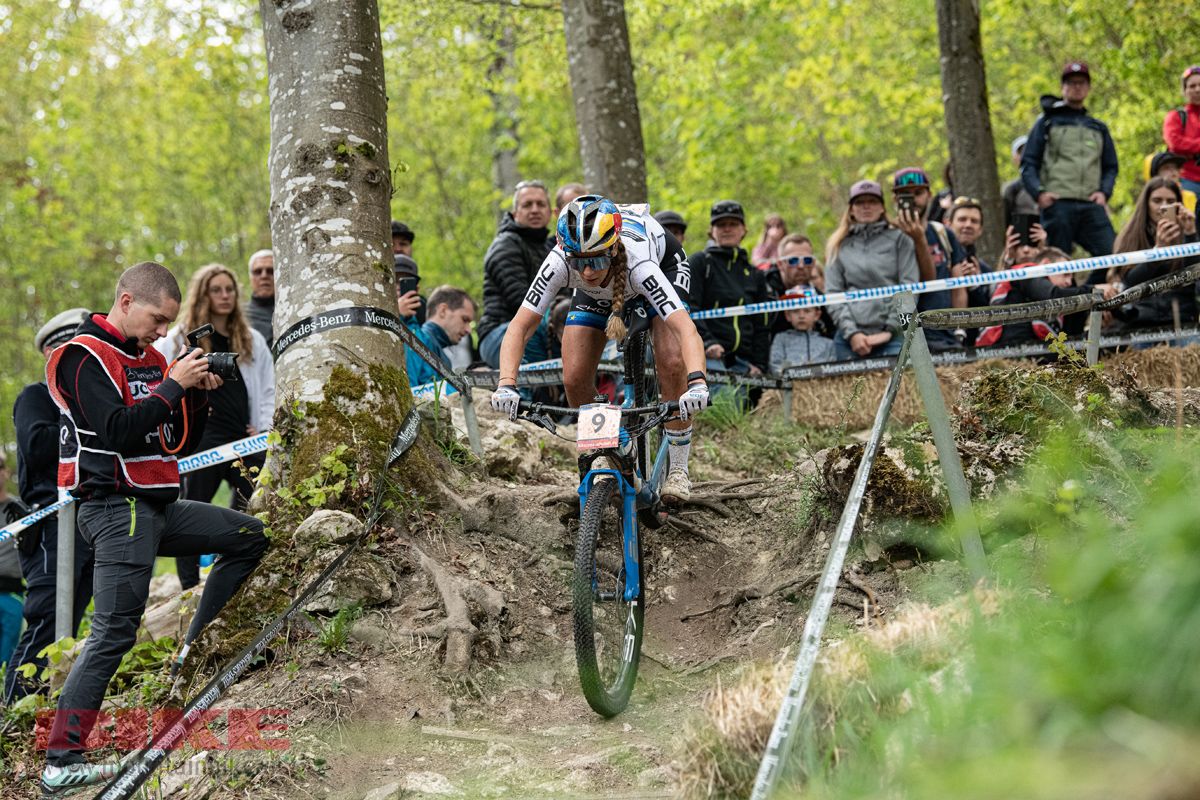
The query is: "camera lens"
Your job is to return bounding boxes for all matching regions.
[205,352,240,381]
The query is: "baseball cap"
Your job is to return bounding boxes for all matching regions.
[891,167,931,190]
[848,180,884,202]
[1181,65,1200,89]
[781,284,817,301]
[393,253,419,278]
[391,220,414,242]
[654,210,687,232]
[1011,135,1028,157]
[35,307,89,351]
[709,200,745,224]
[1150,151,1187,177]
[1061,61,1090,81]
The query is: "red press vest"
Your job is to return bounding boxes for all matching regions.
[46,333,180,494]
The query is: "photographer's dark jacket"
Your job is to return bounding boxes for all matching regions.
[13,382,61,510]
[689,245,771,370]
[478,213,552,341]
[46,313,209,504]
[1021,95,1119,202]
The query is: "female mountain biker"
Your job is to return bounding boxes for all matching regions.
[490,195,708,503]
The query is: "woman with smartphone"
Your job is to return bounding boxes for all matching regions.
[1108,177,1198,330]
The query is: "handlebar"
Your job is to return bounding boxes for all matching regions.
[513,400,683,436]
[515,400,680,417]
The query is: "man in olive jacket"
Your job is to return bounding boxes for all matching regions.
[1021,60,1118,279]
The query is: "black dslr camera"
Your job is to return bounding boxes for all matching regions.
[185,324,240,381]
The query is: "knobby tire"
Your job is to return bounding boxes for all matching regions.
[573,477,644,717]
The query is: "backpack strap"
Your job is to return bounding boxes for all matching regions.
[930,220,953,262]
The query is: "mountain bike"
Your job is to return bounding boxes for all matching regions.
[513,328,683,716]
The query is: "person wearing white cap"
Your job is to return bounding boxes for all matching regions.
[4,308,97,705]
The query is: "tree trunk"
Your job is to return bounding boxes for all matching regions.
[260,0,418,486]
[487,16,521,223]
[561,0,647,203]
[936,0,1003,262]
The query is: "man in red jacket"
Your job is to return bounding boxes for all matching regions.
[1163,65,1200,196]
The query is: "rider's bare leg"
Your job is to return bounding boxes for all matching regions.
[562,325,608,407]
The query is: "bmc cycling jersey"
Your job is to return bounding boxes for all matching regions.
[520,206,690,327]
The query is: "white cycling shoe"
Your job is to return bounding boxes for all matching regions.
[661,468,691,505]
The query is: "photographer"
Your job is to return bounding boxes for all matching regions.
[3,309,97,705]
[891,167,966,351]
[155,264,274,591]
[40,262,268,793]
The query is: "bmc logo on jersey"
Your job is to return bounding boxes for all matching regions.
[525,263,559,308]
[671,252,692,296]
[640,275,678,316]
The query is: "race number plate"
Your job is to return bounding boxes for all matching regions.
[577,404,621,451]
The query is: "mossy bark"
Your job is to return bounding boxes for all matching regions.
[194,1,443,672]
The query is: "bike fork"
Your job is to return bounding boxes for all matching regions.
[578,470,642,604]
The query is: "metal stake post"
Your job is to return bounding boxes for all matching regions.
[1086,286,1104,366]
[55,492,75,641]
[750,325,915,800]
[781,383,794,424]
[459,391,484,457]
[896,292,987,582]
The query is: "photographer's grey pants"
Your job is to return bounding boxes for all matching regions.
[46,497,268,765]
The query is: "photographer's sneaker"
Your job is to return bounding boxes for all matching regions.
[40,761,121,796]
[661,468,691,505]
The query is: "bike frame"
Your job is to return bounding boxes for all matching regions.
[575,430,670,604]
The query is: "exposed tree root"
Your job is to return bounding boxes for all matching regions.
[401,544,507,675]
[680,572,820,622]
[664,515,723,545]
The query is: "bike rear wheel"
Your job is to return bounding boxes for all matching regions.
[573,477,644,717]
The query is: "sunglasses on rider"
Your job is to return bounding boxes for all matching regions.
[567,252,611,272]
[779,255,816,268]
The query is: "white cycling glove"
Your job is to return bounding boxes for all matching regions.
[490,386,520,420]
[678,382,709,421]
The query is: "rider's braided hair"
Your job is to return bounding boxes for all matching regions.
[605,240,629,340]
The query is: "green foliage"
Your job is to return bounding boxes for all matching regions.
[791,430,1200,798]
[316,603,363,655]
[276,444,352,508]
[2,0,1192,457]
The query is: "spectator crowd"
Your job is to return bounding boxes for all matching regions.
[4,58,1200,705]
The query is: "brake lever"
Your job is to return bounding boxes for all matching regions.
[524,411,557,435]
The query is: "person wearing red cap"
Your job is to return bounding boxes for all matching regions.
[1163,65,1200,197]
[1020,60,1118,278]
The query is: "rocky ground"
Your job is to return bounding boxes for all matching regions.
[3,349,1195,800]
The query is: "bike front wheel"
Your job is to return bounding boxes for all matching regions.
[573,477,644,717]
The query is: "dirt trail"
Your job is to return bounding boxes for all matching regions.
[169,404,915,800]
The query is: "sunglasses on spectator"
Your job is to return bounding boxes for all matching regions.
[779,255,816,268]
[951,196,982,207]
[251,267,274,277]
[567,252,611,272]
